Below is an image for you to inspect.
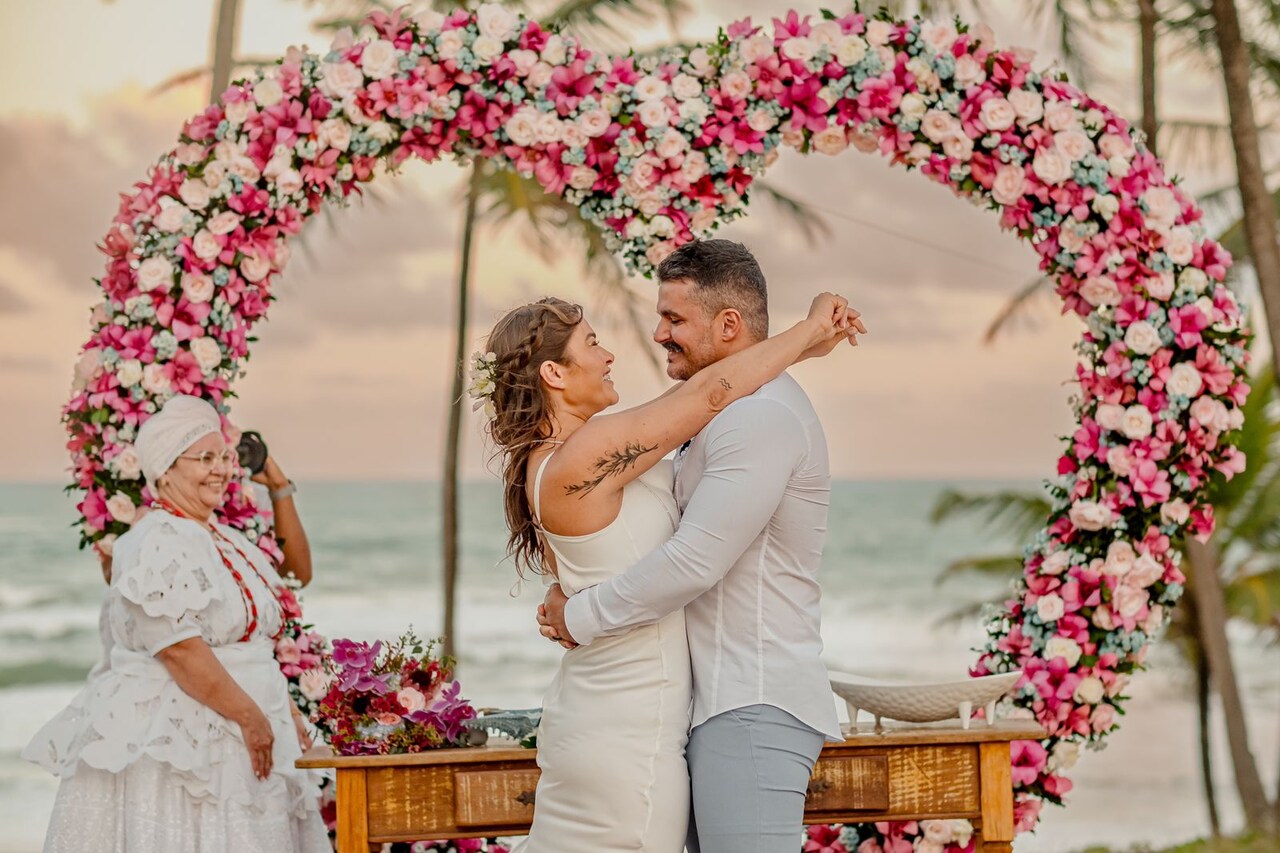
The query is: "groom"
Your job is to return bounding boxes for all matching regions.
[539,239,857,852]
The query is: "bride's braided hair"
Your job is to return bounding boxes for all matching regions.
[483,297,583,576]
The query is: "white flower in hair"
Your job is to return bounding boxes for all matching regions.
[467,351,499,418]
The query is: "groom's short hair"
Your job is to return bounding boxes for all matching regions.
[657,239,769,341]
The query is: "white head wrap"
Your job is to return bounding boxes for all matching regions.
[135,394,223,486]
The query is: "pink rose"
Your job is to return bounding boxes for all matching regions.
[1099,133,1136,161]
[942,133,974,161]
[1008,89,1044,124]
[1145,272,1175,301]
[721,71,753,100]
[1190,396,1230,432]
[193,229,222,262]
[1161,498,1191,526]
[1103,541,1136,576]
[240,252,272,283]
[1054,129,1093,162]
[1078,275,1121,307]
[953,54,985,87]
[299,668,331,701]
[106,492,137,524]
[207,211,242,236]
[1032,146,1073,185]
[1091,703,1117,732]
[1113,583,1148,618]
[812,126,849,156]
[137,256,175,293]
[1142,187,1180,229]
[397,686,427,713]
[73,349,103,390]
[374,712,402,726]
[1163,226,1196,265]
[577,109,612,139]
[991,164,1027,205]
[921,110,960,143]
[1128,554,1163,588]
[1069,500,1113,531]
[1044,99,1079,131]
[178,179,211,210]
[980,97,1017,132]
[275,637,302,664]
[1124,321,1162,356]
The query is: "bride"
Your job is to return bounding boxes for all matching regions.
[478,285,859,852]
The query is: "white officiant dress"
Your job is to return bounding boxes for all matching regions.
[23,511,330,853]
[519,457,692,853]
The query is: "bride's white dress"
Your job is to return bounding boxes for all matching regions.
[520,456,692,853]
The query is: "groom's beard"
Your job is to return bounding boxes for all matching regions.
[664,342,717,381]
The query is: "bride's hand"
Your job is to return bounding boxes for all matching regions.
[798,304,866,362]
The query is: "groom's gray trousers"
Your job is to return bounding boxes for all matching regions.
[684,704,826,853]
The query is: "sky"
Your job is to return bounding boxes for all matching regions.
[0,0,1261,482]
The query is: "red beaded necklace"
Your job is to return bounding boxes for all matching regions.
[155,500,283,642]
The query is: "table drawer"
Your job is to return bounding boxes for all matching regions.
[454,768,542,827]
[806,755,890,811]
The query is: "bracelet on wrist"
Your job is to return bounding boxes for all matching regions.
[269,481,297,502]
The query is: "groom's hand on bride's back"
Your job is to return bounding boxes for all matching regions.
[538,585,578,649]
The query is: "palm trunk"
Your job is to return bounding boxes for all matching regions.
[208,0,241,105]
[441,166,482,663]
[1137,0,1159,154]
[1196,646,1222,836]
[1184,538,1272,831]
[1210,0,1280,383]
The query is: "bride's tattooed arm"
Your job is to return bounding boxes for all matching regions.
[565,442,657,497]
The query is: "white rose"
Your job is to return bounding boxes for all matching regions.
[141,363,171,395]
[317,117,352,152]
[899,92,927,121]
[1108,154,1131,178]
[182,272,215,304]
[113,446,142,480]
[836,35,868,66]
[153,201,189,233]
[174,143,206,166]
[472,35,504,64]
[577,109,612,138]
[1032,146,1073,185]
[921,110,960,143]
[679,98,709,123]
[71,348,99,392]
[1044,99,1079,131]
[980,97,1017,131]
[320,61,364,100]
[1069,499,1113,531]
[1191,396,1230,432]
[1228,405,1245,430]
[476,2,519,41]
[1124,321,1162,355]
[1099,133,1136,160]
[253,77,284,108]
[436,29,465,61]
[540,35,566,65]
[298,668,332,701]
[263,147,292,180]
[361,39,400,81]
[942,133,974,161]
[1179,267,1209,294]
[812,125,848,156]
[1163,226,1196,265]
[534,113,564,144]
[1161,498,1191,526]
[106,493,137,525]
[193,229,222,262]
[505,109,538,146]
[178,179,211,210]
[568,166,597,190]
[1167,362,1204,398]
[1145,271,1175,301]
[671,73,702,101]
[1142,187,1179,229]
[655,129,687,160]
[366,120,396,144]
[508,49,538,76]
[276,168,303,195]
[240,252,272,283]
[1092,193,1120,220]
[747,109,777,133]
[741,34,775,64]
[721,71,752,100]
[561,123,587,150]
[137,256,175,293]
[207,211,241,236]
[1096,403,1126,432]
[1036,593,1065,622]
[953,54,986,87]
[632,75,670,103]
[810,20,842,50]
[636,100,671,128]
[981,165,1025,207]
[1121,404,1154,440]
[681,152,709,182]
[1044,636,1082,667]
[1129,553,1164,588]
[781,36,816,63]
[865,20,894,47]
[190,336,223,373]
[115,359,143,389]
[1079,275,1121,307]
[228,155,261,184]
[1008,89,1044,124]
[1074,677,1105,705]
[920,21,958,53]
[1041,550,1071,575]
[1104,541,1136,576]
[1143,603,1166,635]
[1054,128,1093,161]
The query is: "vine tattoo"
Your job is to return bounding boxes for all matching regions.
[565,442,657,497]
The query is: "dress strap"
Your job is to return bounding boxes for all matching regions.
[532,451,556,524]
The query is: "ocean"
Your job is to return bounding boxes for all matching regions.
[0,480,1275,852]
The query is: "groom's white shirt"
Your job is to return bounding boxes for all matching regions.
[563,373,842,741]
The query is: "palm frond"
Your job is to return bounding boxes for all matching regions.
[929,488,1053,541]
[982,275,1055,344]
[1223,565,1280,628]
[936,553,1025,585]
[751,181,832,247]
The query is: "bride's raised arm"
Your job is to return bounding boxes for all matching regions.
[540,292,858,508]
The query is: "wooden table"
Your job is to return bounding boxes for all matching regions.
[299,719,1045,852]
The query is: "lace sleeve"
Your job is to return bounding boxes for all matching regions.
[113,518,220,655]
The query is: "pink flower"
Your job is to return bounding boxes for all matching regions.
[1009,739,1047,786]
[397,686,427,713]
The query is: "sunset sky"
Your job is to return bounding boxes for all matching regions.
[0,0,1258,482]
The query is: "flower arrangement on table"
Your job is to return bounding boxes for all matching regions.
[313,630,477,755]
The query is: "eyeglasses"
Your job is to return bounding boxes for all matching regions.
[176,450,237,469]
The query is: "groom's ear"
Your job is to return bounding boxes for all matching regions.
[539,359,568,390]
[716,308,745,343]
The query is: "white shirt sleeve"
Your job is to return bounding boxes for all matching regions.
[563,397,806,646]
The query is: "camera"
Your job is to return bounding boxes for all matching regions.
[236,431,269,475]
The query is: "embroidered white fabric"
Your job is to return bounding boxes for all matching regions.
[23,511,330,852]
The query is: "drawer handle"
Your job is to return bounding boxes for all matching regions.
[806,778,833,798]
[515,789,537,807]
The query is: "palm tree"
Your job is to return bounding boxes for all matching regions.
[931,369,1280,834]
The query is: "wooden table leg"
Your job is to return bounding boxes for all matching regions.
[978,742,1014,853]
[336,768,372,853]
